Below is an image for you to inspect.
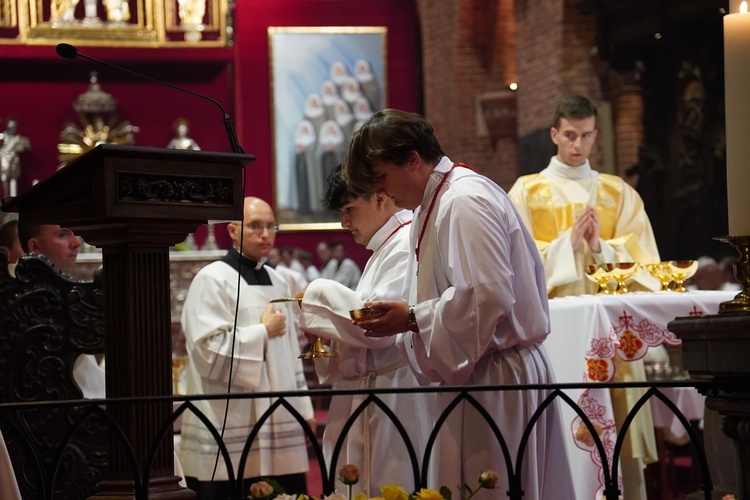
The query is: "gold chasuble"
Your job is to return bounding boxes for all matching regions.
[524,172,620,242]
[509,168,661,299]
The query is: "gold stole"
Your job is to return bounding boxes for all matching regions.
[522,173,621,241]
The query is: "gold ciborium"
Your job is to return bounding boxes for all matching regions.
[585,264,612,294]
[600,262,641,294]
[350,307,387,323]
[645,262,674,292]
[667,260,698,293]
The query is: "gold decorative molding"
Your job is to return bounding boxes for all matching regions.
[3,0,229,47]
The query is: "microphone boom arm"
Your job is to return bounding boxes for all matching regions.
[56,43,244,154]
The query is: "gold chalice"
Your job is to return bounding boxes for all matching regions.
[585,264,612,294]
[299,337,337,360]
[600,262,641,294]
[645,262,674,292]
[667,260,698,293]
[270,297,337,359]
[172,355,188,395]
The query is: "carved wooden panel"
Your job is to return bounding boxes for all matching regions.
[0,251,106,500]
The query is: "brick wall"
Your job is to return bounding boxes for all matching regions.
[417,0,518,189]
[417,0,643,186]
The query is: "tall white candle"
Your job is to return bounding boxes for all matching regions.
[725,1,750,235]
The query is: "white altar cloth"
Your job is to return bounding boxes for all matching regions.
[651,386,705,445]
[544,290,734,499]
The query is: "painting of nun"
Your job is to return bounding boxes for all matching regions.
[269,26,387,228]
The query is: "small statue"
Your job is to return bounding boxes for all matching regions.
[178,0,207,41]
[167,118,201,151]
[82,0,103,25]
[178,0,207,27]
[50,0,81,26]
[0,117,30,198]
[103,0,130,23]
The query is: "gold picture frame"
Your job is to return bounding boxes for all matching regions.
[268,26,388,231]
[9,0,228,46]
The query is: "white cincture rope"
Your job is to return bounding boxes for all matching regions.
[342,360,408,495]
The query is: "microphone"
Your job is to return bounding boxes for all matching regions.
[55,43,244,154]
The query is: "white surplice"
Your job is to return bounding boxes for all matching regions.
[398,157,574,500]
[508,156,661,298]
[299,210,433,496]
[179,256,313,481]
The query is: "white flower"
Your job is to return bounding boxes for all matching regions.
[322,493,348,500]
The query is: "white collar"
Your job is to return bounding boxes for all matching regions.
[366,209,413,252]
[543,156,595,180]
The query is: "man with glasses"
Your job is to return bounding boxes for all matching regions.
[508,94,660,298]
[179,197,315,499]
[508,95,660,499]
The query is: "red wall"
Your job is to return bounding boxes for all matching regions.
[0,0,420,269]
[233,0,421,267]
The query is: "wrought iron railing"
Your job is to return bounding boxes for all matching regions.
[0,380,721,500]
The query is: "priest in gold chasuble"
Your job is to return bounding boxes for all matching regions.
[509,95,661,500]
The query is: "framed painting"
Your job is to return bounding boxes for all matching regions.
[269,26,387,230]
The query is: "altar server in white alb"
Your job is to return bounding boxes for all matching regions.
[296,166,432,497]
[508,94,660,298]
[346,109,574,500]
[179,197,314,500]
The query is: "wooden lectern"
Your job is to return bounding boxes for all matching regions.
[2,144,254,499]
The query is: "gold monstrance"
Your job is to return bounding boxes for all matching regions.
[57,71,139,168]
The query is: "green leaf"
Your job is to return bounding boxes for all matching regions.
[440,486,453,500]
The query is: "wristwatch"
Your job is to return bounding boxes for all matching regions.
[407,305,419,333]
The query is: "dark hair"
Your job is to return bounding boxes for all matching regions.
[17,221,43,253]
[0,219,19,249]
[553,95,598,129]
[344,109,444,196]
[322,164,355,211]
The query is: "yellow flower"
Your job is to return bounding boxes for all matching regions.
[353,494,369,500]
[379,483,410,500]
[414,487,445,499]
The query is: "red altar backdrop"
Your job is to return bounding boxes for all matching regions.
[0,0,420,269]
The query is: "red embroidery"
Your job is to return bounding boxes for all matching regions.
[415,162,472,262]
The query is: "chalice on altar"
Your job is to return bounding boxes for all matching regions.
[645,262,674,292]
[585,264,612,294]
[667,260,698,293]
[600,262,641,294]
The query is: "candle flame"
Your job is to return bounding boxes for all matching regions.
[742,1,748,14]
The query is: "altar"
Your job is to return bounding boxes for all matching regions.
[544,290,736,499]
